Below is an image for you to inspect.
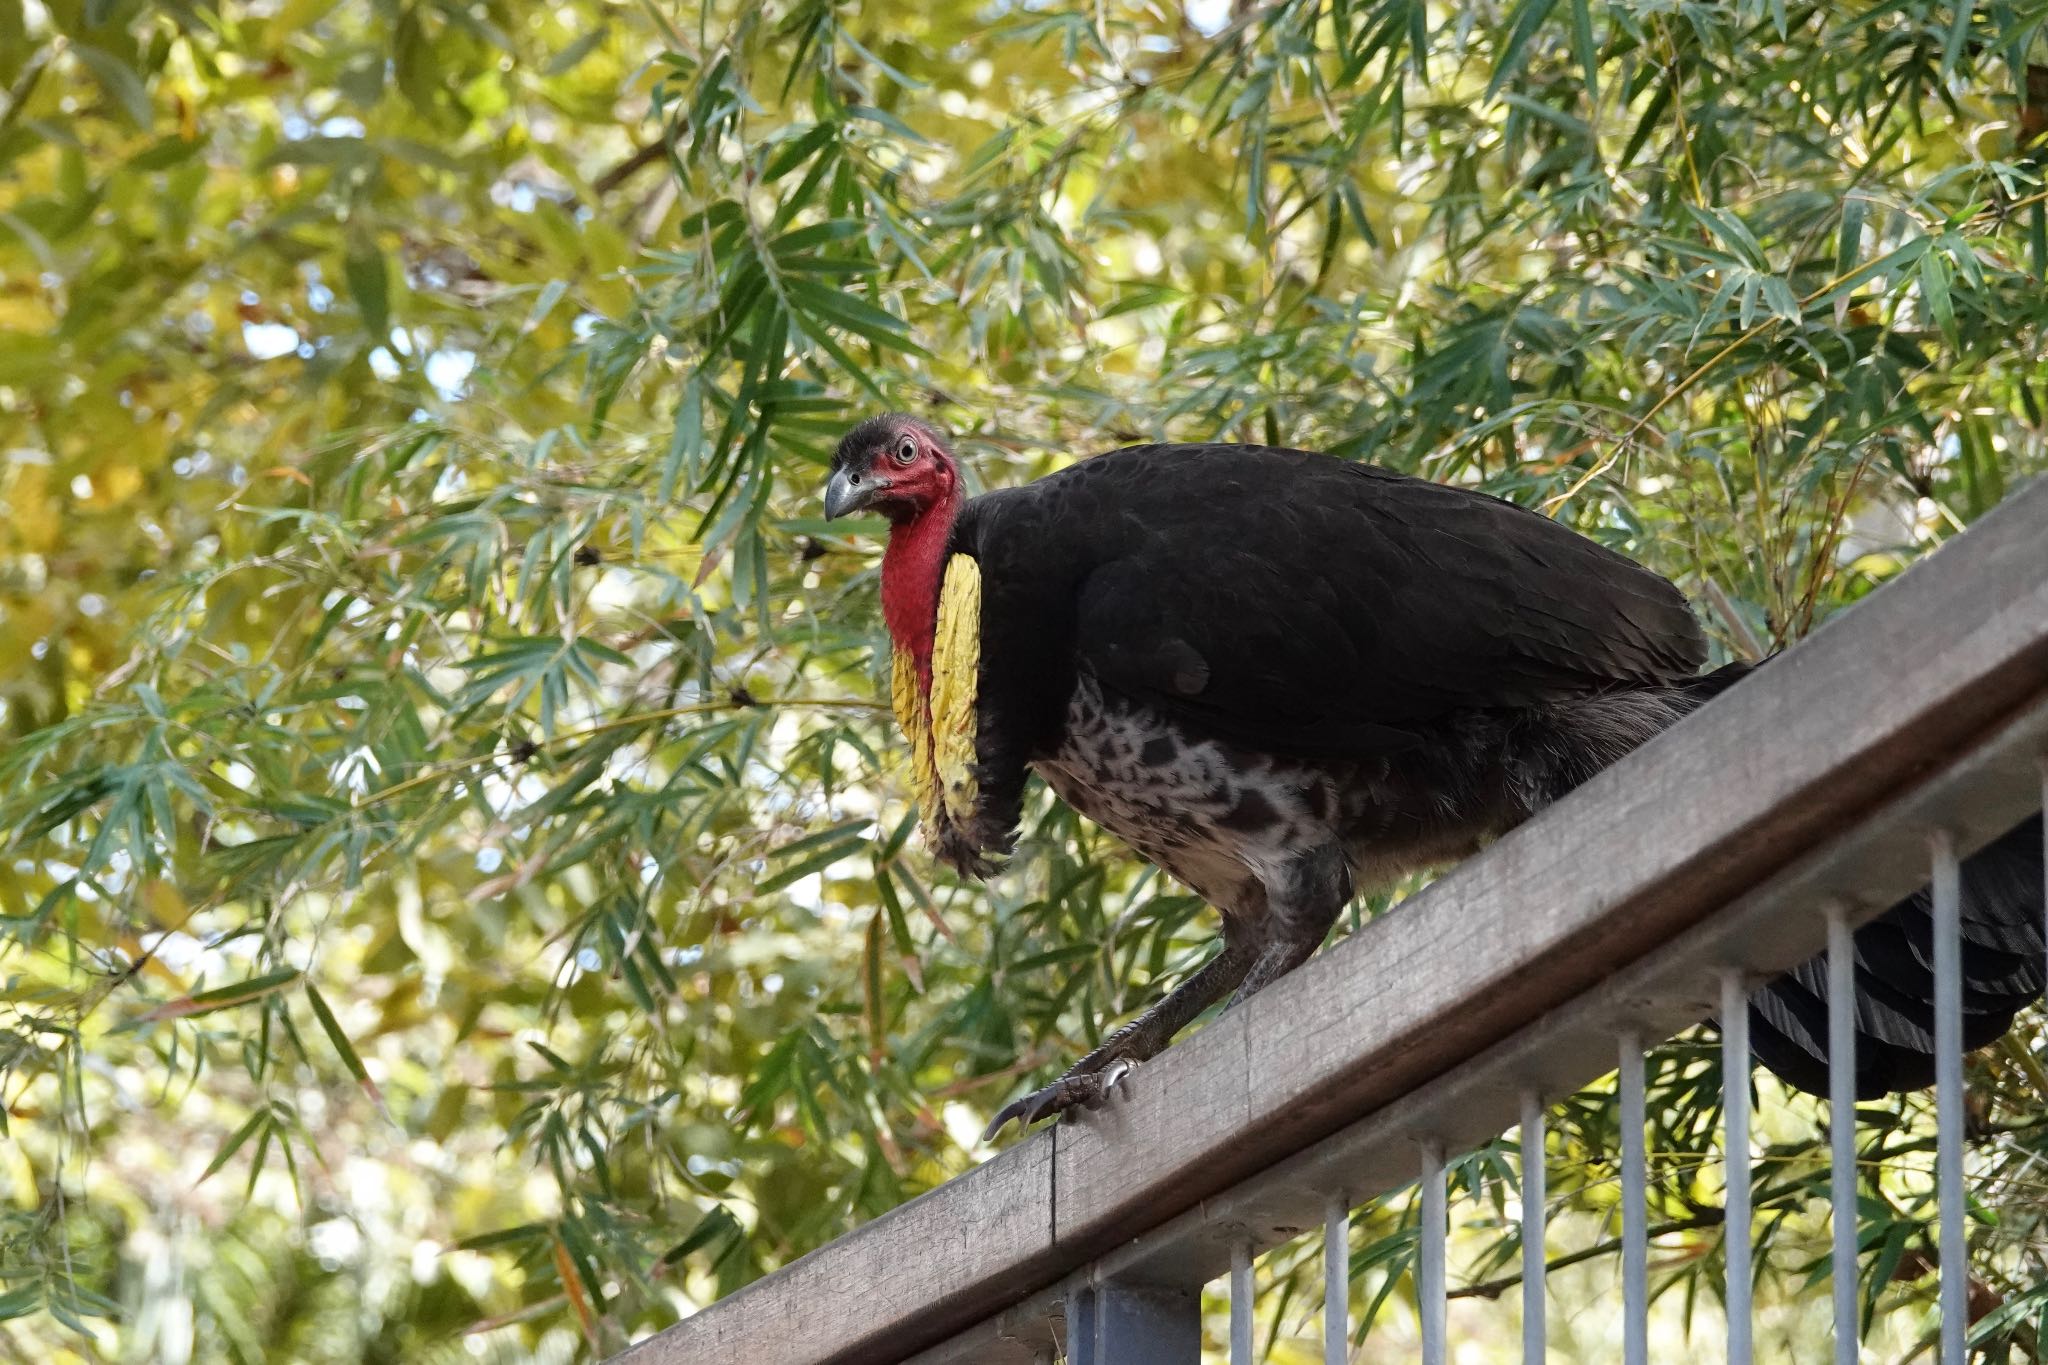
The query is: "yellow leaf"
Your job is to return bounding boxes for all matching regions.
[138,879,187,929]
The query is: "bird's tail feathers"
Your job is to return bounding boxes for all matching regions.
[1537,652,2038,1099]
[1676,657,1757,704]
[1748,812,2045,1099]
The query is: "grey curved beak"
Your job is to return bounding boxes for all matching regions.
[824,467,884,520]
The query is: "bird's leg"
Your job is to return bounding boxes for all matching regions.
[1229,843,1351,1006]
[981,922,1260,1140]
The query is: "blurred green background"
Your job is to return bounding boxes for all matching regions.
[3,0,2048,1359]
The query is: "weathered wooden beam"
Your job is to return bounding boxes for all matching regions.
[616,476,2048,1365]
[616,1136,1059,1364]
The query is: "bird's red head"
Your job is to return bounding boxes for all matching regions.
[824,414,961,526]
[825,414,966,672]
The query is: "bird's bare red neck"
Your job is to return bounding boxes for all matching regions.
[880,489,963,692]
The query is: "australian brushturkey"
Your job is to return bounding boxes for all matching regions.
[822,415,2046,1138]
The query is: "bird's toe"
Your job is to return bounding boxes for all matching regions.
[980,1090,1047,1142]
[981,1062,1140,1142]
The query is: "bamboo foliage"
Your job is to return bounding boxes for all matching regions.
[1,0,2046,1358]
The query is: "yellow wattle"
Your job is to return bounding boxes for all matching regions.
[930,554,982,829]
[890,554,981,848]
[890,646,931,806]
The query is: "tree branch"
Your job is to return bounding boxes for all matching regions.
[593,138,670,198]
[1449,1212,1726,1301]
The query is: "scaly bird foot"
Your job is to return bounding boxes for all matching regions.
[980,1058,1134,1142]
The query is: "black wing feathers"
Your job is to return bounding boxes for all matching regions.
[966,443,1704,760]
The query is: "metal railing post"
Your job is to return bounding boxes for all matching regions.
[1721,971,1753,1365]
[1420,1141,1446,1365]
[1932,832,1965,1365]
[1826,901,1859,1365]
[1520,1089,1546,1365]
[1324,1196,1349,1365]
[1621,1035,1648,1365]
[1230,1243,1253,1365]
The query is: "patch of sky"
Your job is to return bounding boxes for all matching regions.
[1186,0,1231,35]
[243,321,301,360]
[425,348,476,398]
[490,180,540,212]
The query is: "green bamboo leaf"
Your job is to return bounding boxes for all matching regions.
[199,1109,270,1184]
[846,104,929,144]
[781,279,915,343]
[1811,237,1931,308]
[148,969,304,1021]
[345,246,390,340]
[1568,0,1598,109]
[305,983,380,1101]
[863,908,885,1055]
[1836,197,1866,278]
[770,220,866,255]
[544,25,610,76]
[72,44,151,126]
[757,835,865,893]
[659,1206,741,1265]
[768,818,872,864]
[1486,0,1560,100]
[1920,251,1956,344]
[259,135,374,169]
[1938,0,1976,79]
[791,316,895,401]
[762,122,839,181]
[455,1223,549,1252]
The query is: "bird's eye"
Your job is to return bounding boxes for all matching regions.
[894,437,918,464]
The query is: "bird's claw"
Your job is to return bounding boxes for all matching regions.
[981,1058,1136,1142]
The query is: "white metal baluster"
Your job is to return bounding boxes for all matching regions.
[1827,901,1859,1365]
[1420,1140,1446,1365]
[1520,1089,1546,1365]
[1231,1241,1253,1365]
[1932,831,1964,1365]
[1620,1034,1648,1365]
[1325,1194,1348,1365]
[1721,970,1753,1365]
